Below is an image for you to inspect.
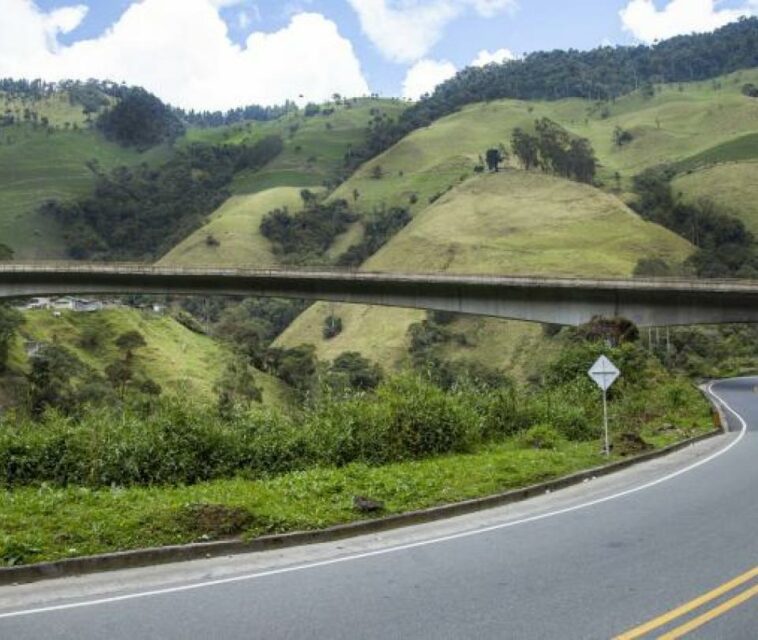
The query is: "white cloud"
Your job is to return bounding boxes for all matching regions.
[472,48,516,66]
[620,0,755,43]
[402,58,457,100]
[45,5,88,36]
[347,0,517,63]
[0,0,369,111]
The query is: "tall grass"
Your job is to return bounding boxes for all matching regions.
[0,352,710,489]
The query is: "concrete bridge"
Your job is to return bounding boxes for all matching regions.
[2,264,758,327]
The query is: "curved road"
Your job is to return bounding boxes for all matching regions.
[1,379,756,638]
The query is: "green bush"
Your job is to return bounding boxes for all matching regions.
[520,425,564,450]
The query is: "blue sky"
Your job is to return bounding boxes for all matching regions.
[3,1,756,110]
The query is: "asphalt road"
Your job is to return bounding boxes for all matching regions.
[1,379,756,639]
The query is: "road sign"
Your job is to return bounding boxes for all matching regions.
[588,355,620,456]
[588,355,620,391]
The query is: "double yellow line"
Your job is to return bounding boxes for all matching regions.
[615,565,758,639]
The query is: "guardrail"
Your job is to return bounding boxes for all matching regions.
[2,262,758,293]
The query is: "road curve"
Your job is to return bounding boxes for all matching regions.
[1,379,757,639]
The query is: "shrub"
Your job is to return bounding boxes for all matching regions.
[520,425,563,450]
[323,315,343,340]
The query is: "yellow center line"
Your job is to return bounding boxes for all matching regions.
[657,583,758,639]
[614,566,758,640]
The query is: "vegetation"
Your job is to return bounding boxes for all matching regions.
[97,87,184,149]
[260,198,357,264]
[0,337,709,491]
[0,331,713,565]
[281,172,691,371]
[159,187,312,267]
[43,136,283,259]
[632,165,758,277]
[337,206,411,266]
[351,18,758,165]
[511,118,597,183]
[0,305,22,373]
[673,163,758,235]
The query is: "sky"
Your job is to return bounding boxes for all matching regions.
[0,0,756,111]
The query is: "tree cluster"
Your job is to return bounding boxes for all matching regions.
[260,198,357,264]
[96,87,185,149]
[337,206,411,266]
[632,166,758,277]
[176,101,297,128]
[42,136,283,260]
[511,118,597,183]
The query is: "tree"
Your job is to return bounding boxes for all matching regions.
[485,148,504,172]
[511,128,539,170]
[0,305,22,373]
[115,331,147,362]
[96,87,185,149]
[323,315,343,340]
[215,358,262,416]
[300,188,318,206]
[613,126,633,146]
[329,352,383,391]
[105,360,133,397]
[0,243,13,260]
[265,345,317,392]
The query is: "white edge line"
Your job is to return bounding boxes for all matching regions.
[0,381,748,621]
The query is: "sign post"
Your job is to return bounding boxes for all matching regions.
[588,355,620,456]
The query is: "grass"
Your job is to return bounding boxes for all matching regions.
[673,162,758,234]
[329,69,758,216]
[9,308,289,405]
[0,422,708,566]
[277,172,692,372]
[158,187,316,267]
[1,90,97,128]
[0,93,404,261]
[0,125,170,259]
[181,98,406,195]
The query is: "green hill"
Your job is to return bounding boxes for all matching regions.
[162,99,405,267]
[7,307,290,406]
[274,73,758,376]
[0,90,405,262]
[673,162,758,234]
[329,69,758,220]
[182,98,406,195]
[276,172,693,375]
[158,187,311,267]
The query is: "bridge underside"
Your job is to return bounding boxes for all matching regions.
[2,267,758,327]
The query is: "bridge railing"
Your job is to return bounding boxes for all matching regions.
[2,261,758,290]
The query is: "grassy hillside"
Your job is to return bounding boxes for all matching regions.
[162,100,406,267]
[673,162,758,234]
[0,125,170,259]
[277,172,693,375]
[158,187,313,267]
[8,308,290,406]
[0,91,404,262]
[0,89,112,128]
[330,69,758,218]
[182,98,406,194]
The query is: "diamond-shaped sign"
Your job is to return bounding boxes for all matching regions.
[588,355,620,391]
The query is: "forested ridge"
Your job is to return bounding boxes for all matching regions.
[350,18,758,170]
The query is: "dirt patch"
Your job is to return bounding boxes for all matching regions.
[613,432,654,457]
[174,503,253,538]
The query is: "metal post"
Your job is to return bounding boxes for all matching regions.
[603,388,610,456]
